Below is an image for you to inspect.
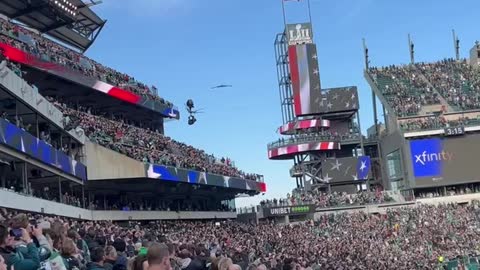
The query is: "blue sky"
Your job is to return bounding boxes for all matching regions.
[86,0,480,206]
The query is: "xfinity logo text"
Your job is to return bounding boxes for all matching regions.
[410,139,446,178]
[414,150,454,165]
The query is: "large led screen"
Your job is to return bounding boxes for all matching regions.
[409,135,480,187]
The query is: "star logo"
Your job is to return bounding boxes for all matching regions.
[313,68,319,75]
[352,174,358,181]
[360,161,367,171]
[333,94,339,100]
[330,160,342,171]
[345,101,350,108]
[323,173,332,183]
[351,93,356,100]
[327,102,333,109]
[312,54,318,60]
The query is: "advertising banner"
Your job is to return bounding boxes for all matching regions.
[146,164,266,193]
[409,135,480,187]
[0,41,179,119]
[0,118,87,181]
[262,205,315,217]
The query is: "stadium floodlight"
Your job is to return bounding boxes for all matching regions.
[50,0,77,17]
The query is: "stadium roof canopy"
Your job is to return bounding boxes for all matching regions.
[0,0,106,52]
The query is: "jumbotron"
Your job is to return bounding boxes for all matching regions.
[0,1,479,270]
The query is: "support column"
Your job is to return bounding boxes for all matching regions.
[35,113,39,138]
[22,162,28,194]
[82,186,85,209]
[0,165,6,188]
[88,192,93,209]
[356,112,365,155]
[58,177,62,203]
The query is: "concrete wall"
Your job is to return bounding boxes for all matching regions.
[0,61,85,143]
[0,189,236,220]
[313,202,417,218]
[416,193,480,205]
[0,188,92,219]
[85,141,146,180]
[91,211,236,221]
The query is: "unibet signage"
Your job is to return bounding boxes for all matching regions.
[263,205,314,217]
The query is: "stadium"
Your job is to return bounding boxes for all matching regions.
[0,0,479,270]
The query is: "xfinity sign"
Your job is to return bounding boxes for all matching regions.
[410,139,453,178]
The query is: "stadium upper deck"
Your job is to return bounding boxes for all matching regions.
[0,17,179,119]
[366,58,480,133]
[0,2,265,221]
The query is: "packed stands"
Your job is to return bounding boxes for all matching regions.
[398,115,479,132]
[368,58,480,116]
[1,203,480,270]
[260,190,394,209]
[367,58,480,135]
[368,65,441,117]
[47,97,259,181]
[0,18,171,107]
[268,132,361,148]
[417,59,480,111]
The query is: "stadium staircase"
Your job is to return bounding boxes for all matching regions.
[412,66,454,113]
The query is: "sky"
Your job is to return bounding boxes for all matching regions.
[85,0,480,207]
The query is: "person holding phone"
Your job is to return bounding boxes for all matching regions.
[0,224,40,270]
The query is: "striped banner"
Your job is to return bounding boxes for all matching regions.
[288,43,321,116]
[268,141,340,159]
[279,119,330,134]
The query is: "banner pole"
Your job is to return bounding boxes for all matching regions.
[307,0,313,39]
[281,0,288,31]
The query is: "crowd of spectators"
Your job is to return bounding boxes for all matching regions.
[398,115,478,132]
[0,18,172,107]
[368,65,441,117]
[416,59,480,111]
[416,184,480,199]
[269,131,361,148]
[369,58,480,118]
[2,202,480,269]
[260,190,394,209]
[47,98,259,181]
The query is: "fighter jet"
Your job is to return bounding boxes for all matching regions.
[210,84,233,90]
